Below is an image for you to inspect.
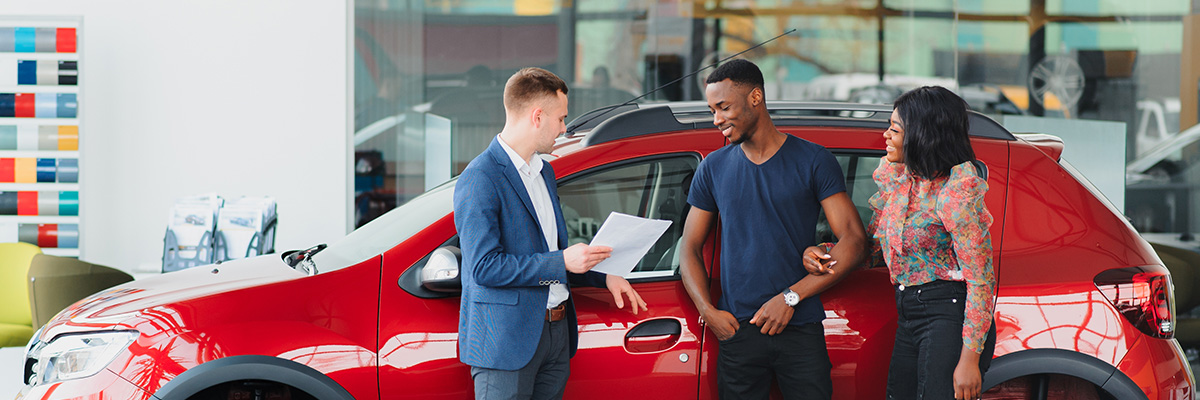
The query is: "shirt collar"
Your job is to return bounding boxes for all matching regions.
[497,135,544,177]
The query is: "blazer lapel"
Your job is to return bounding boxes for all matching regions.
[543,164,569,249]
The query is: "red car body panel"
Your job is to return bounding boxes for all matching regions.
[17,117,1194,400]
[1119,334,1194,399]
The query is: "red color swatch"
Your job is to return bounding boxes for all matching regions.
[14,93,34,118]
[56,28,76,53]
[0,159,13,182]
[37,224,58,247]
[17,191,37,215]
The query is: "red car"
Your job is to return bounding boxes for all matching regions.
[17,102,1193,400]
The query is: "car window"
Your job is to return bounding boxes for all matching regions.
[558,155,699,279]
[815,153,881,247]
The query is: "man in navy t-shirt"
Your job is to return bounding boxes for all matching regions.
[679,59,868,399]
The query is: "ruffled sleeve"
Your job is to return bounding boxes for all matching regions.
[868,157,907,213]
[870,157,911,268]
[813,158,901,270]
[936,161,996,354]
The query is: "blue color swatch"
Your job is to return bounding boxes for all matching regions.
[57,93,77,118]
[36,93,57,118]
[36,159,55,182]
[57,158,78,183]
[57,224,79,248]
[17,61,36,85]
[14,28,35,53]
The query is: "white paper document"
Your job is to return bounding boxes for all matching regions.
[588,212,673,277]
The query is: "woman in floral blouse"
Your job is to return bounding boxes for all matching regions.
[806,86,996,400]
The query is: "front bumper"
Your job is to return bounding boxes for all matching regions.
[14,367,153,400]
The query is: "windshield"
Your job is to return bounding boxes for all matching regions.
[310,178,457,272]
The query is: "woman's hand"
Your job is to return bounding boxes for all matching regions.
[953,346,982,400]
[802,246,837,276]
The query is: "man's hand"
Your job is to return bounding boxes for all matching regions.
[802,246,837,276]
[605,274,648,314]
[701,308,740,341]
[954,347,983,400]
[749,294,795,335]
[564,243,612,274]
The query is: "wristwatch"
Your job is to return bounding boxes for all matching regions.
[782,289,800,307]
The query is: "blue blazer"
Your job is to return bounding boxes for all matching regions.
[453,137,607,371]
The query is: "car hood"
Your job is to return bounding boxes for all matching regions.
[36,255,302,342]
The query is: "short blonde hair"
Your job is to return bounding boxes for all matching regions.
[503,67,568,113]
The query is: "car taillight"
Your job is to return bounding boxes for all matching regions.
[1094,265,1175,339]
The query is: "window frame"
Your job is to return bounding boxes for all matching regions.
[556,152,703,282]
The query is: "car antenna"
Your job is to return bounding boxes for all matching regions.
[565,28,797,135]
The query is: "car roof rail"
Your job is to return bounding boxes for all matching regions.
[575,101,1016,147]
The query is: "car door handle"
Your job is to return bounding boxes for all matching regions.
[624,318,682,353]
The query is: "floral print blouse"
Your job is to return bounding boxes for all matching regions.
[869,157,996,354]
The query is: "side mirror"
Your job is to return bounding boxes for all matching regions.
[421,246,462,293]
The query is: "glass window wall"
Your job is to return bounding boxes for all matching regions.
[354,0,1199,236]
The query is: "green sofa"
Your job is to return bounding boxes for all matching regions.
[0,242,41,347]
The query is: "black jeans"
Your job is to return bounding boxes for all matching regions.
[717,320,833,400]
[887,280,996,400]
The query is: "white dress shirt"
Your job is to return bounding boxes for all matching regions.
[497,136,569,309]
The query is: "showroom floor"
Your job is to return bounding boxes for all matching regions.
[1,346,22,397]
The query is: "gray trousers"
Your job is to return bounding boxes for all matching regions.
[471,319,570,400]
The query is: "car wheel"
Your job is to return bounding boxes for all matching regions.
[983,374,1109,400]
[188,381,316,400]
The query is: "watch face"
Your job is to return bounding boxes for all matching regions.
[784,291,800,306]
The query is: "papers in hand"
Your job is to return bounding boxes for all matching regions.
[588,212,673,277]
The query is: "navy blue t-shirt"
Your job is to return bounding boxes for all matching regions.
[688,134,846,326]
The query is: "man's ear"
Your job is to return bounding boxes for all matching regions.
[529,105,544,128]
[748,87,763,107]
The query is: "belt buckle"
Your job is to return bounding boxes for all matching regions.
[546,304,566,322]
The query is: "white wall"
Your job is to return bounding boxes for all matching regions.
[2,1,352,273]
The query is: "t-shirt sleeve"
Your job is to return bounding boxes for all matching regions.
[811,147,847,201]
[688,158,717,212]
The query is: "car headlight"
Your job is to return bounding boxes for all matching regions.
[27,331,139,386]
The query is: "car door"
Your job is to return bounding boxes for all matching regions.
[558,153,707,399]
[374,130,724,399]
[813,151,897,400]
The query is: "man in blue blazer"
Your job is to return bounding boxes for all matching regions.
[453,67,647,400]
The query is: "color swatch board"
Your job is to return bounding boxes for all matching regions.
[0,18,82,257]
[0,222,79,248]
[0,124,78,150]
[0,157,78,182]
[0,60,77,86]
[0,28,76,53]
